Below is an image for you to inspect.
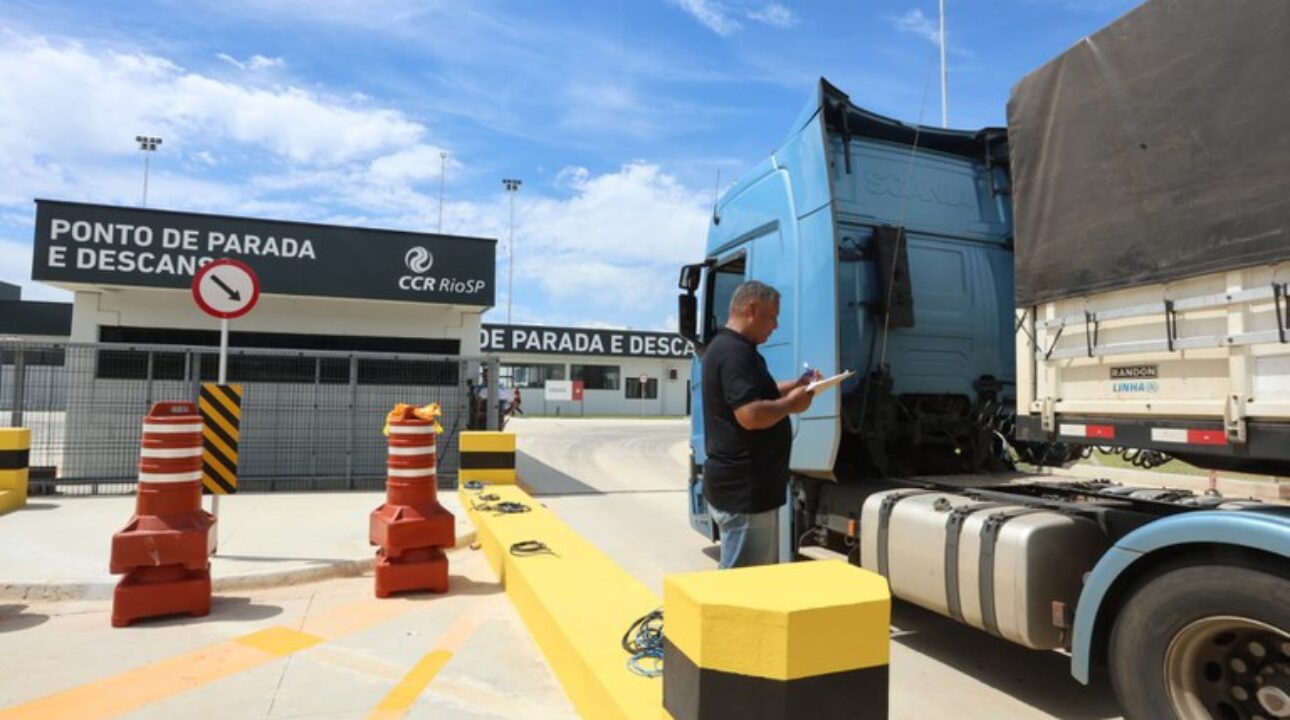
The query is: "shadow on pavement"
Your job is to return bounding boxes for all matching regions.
[214,555,367,565]
[126,597,285,628]
[11,502,59,511]
[890,601,1122,720]
[516,451,603,497]
[0,604,50,632]
[517,451,686,498]
[420,575,501,598]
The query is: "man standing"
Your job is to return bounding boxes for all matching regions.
[702,280,817,569]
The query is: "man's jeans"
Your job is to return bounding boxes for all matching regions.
[710,506,779,569]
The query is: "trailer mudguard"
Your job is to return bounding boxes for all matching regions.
[1070,509,1290,684]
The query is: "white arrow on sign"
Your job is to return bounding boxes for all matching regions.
[192,259,260,320]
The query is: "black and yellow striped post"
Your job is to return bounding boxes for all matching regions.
[663,561,891,720]
[198,383,242,494]
[458,431,516,485]
[0,428,29,514]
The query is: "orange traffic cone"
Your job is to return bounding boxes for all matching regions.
[370,404,454,597]
[109,402,214,627]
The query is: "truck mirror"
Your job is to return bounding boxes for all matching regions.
[678,293,699,343]
[678,264,702,292]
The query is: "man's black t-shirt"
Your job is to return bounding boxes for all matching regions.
[701,328,792,514]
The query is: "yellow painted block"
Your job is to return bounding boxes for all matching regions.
[459,468,517,485]
[458,488,504,579]
[459,431,516,453]
[0,469,27,514]
[664,561,890,681]
[463,483,661,719]
[0,428,30,451]
[0,489,22,515]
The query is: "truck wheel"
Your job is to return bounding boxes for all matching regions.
[1109,563,1290,720]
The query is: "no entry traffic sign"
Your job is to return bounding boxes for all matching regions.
[192,259,260,319]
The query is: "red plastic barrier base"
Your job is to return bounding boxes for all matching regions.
[109,511,215,574]
[374,546,448,598]
[369,502,455,556]
[112,566,211,628]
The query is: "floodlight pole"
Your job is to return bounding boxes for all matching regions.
[135,135,163,207]
[502,178,522,325]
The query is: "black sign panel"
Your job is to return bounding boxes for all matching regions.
[481,324,695,359]
[31,200,495,306]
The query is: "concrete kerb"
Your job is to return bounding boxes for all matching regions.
[0,527,478,602]
[0,487,478,603]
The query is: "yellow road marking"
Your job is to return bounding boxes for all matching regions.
[366,607,484,719]
[236,627,323,656]
[0,597,415,719]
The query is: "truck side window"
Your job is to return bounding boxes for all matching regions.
[706,255,746,343]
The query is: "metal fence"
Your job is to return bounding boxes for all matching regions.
[0,340,500,495]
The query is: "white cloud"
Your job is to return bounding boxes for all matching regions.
[216,53,285,71]
[0,237,72,302]
[368,144,451,185]
[0,34,427,175]
[893,8,941,44]
[668,0,742,36]
[746,3,797,28]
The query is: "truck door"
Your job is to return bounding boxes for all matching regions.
[688,251,748,540]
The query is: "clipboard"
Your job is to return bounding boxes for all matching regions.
[805,370,856,395]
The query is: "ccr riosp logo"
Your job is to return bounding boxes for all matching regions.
[397,244,486,295]
[404,246,434,273]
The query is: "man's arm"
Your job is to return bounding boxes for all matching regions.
[733,387,812,430]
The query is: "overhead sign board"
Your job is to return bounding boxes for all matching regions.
[31,199,495,306]
[192,259,259,319]
[481,324,695,359]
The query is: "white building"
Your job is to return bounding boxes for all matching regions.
[482,324,694,417]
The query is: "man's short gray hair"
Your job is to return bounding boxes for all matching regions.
[729,280,780,314]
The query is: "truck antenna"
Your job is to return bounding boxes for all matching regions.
[711,168,722,225]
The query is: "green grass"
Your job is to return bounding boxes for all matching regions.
[1078,450,1280,482]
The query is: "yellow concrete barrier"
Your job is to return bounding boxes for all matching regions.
[460,484,660,719]
[458,431,517,485]
[0,428,31,515]
[663,561,891,720]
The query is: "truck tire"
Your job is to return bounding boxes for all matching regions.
[1109,563,1290,720]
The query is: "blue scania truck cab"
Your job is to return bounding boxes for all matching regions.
[677,79,1290,720]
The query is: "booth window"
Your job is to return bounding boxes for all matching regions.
[95,326,460,384]
[571,364,620,390]
[625,377,658,399]
[502,363,565,389]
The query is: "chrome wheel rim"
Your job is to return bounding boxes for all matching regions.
[1164,616,1290,720]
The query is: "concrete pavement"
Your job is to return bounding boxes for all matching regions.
[509,416,1126,720]
[0,550,574,719]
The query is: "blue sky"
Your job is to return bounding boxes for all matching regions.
[0,0,1140,329]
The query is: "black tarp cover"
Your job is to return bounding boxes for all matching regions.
[1008,0,1290,306]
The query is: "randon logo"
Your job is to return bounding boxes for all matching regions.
[404,246,434,273]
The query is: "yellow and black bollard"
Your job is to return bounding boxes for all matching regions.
[0,428,30,514]
[663,560,891,720]
[458,431,517,485]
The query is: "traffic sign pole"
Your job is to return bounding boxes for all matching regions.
[191,258,260,558]
[211,317,228,554]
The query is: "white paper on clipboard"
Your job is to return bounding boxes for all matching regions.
[805,370,856,395]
